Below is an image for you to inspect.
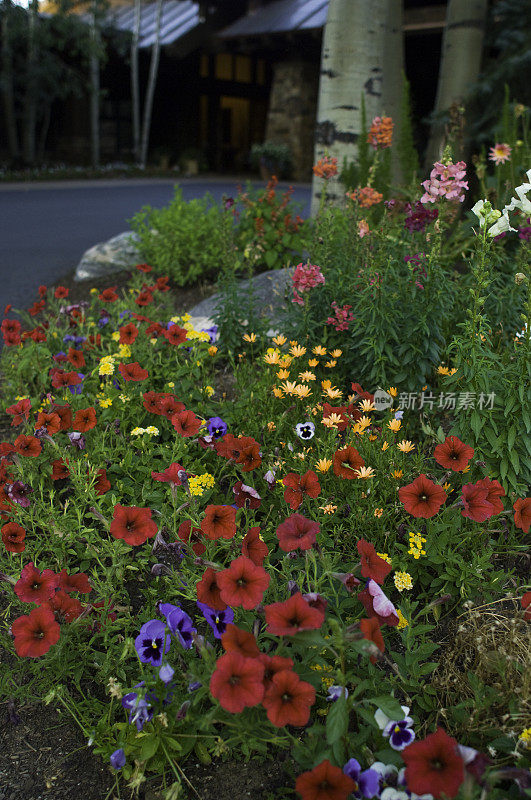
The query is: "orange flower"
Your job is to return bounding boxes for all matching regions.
[348,186,384,208]
[313,156,338,179]
[368,116,394,149]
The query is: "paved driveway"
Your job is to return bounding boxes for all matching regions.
[0,177,311,314]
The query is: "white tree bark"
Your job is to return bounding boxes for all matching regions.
[139,0,163,169]
[131,0,141,163]
[310,0,388,215]
[425,0,488,168]
[382,0,404,183]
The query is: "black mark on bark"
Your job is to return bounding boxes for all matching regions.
[315,120,359,146]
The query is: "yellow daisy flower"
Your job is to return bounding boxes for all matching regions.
[280,380,298,395]
[293,384,312,399]
[397,440,415,453]
[355,466,375,479]
[277,369,290,380]
[272,387,284,398]
[264,351,280,365]
[290,344,307,357]
[308,358,319,367]
[243,332,257,343]
[330,349,342,358]
[272,334,287,346]
[359,399,375,413]
[299,371,316,382]
[387,419,402,432]
[313,345,327,356]
[387,386,398,397]
[315,458,333,472]
[324,360,337,369]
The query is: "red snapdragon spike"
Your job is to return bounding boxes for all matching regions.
[54,286,69,299]
[276,514,320,553]
[258,654,294,688]
[333,445,365,479]
[433,436,474,471]
[45,589,83,623]
[14,562,58,604]
[98,287,118,302]
[93,468,111,495]
[265,592,325,636]
[241,526,268,566]
[119,322,139,344]
[402,728,465,799]
[460,483,495,523]
[110,505,158,546]
[399,474,447,518]
[513,497,530,533]
[73,407,97,432]
[233,481,261,509]
[196,567,227,610]
[209,651,265,713]
[14,435,42,458]
[152,462,185,486]
[67,347,85,369]
[295,759,356,800]
[221,624,260,658]
[357,539,392,584]
[35,412,61,436]
[164,324,187,345]
[5,398,31,426]
[1,521,26,553]
[118,362,149,381]
[263,669,315,727]
[177,520,206,556]
[12,606,61,658]
[475,477,505,515]
[57,569,92,594]
[51,459,70,480]
[360,617,385,663]
[217,556,270,610]
[50,404,72,431]
[201,505,237,540]
[172,409,202,437]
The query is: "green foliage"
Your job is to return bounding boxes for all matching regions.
[396,73,420,185]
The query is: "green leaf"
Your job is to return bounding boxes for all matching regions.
[326,695,349,745]
[367,695,404,721]
[140,735,160,762]
[264,251,277,269]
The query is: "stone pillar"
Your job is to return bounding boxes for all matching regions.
[264,59,319,182]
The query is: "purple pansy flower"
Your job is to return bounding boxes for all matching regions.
[383,717,415,751]
[188,681,202,692]
[121,692,153,731]
[159,603,196,649]
[343,759,381,798]
[206,416,227,438]
[197,602,234,639]
[67,431,86,450]
[326,685,349,702]
[158,663,175,684]
[202,324,218,343]
[110,748,126,770]
[134,619,170,666]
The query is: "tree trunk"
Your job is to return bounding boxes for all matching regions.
[23,0,39,165]
[139,0,163,169]
[424,0,488,169]
[89,2,100,169]
[131,0,141,163]
[1,0,20,161]
[310,0,388,215]
[382,0,404,183]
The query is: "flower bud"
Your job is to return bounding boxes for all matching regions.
[515,273,527,285]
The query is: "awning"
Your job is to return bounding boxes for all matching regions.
[104,0,202,48]
[219,0,328,38]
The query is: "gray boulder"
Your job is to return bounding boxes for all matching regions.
[74,231,141,281]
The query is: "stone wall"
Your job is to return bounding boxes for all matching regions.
[264,59,319,182]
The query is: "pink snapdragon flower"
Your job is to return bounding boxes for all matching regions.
[326,302,354,331]
[421,160,468,204]
[291,262,325,305]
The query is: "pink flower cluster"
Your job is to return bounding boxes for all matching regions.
[291,262,325,306]
[326,302,354,331]
[420,161,468,204]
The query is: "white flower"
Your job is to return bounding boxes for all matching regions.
[295,421,315,440]
[487,209,516,237]
[374,705,410,730]
[505,167,531,215]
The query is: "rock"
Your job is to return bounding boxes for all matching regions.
[74,231,141,281]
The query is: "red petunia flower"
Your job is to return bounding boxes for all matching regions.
[475,477,505,515]
[145,322,166,339]
[57,569,92,594]
[2,330,21,346]
[118,361,149,381]
[513,497,531,533]
[93,468,111,495]
[143,390,163,414]
[14,562,58,604]
[45,589,83,623]
[172,409,202,437]
[155,275,170,292]
[29,299,45,316]
[357,539,392,584]
[73,407,97,432]
[164,324,188,345]
[51,369,82,390]
[402,727,465,799]
[351,382,374,403]
[98,287,118,302]
[5,398,31,426]
[263,669,316,727]
[177,519,205,556]
[110,505,158,546]
[51,458,70,480]
[461,482,495,523]
[399,474,447,518]
[241,526,268,565]
[333,445,365,479]
[1,521,26,553]
[14,435,42,458]
[50,404,72,431]
[54,286,69,299]
[433,436,474,471]
[196,567,227,610]
[201,505,237,540]
[38,285,47,297]
[265,592,325,636]
[1,318,21,337]
[12,605,61,658]
[322,402,356,432]
[358,580,398,626]
[35,411,61,436]
[237,441,262,472]
[521,592,531,622]
[215,433,243,460]
[210,652,265,713]
[67,347,85,369]
[295,759,356,800]
[221,624,260,658]
[151,462,184,486]
[258,654,294,688]
[276,514,320,553]
[283,470,321,510]
[136,263,152,273]
[135,288,154,306]
[217,556,270,610]
[157,395,185,419]
[360,616,385,663]
[119,322,139,344]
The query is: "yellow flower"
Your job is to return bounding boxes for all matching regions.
[293,384,312,399]
[359,399,375,413]
[208,345,218,356]
[394,571,413,591]
[324,360,337,369]
[313,345,327,356]
[387,419,402,432]
[272,387,284,398]
[324,386,342,400]
[330,349,342,358]
[204,385,215,397]
[90,287,98,294]
[264,351,281,365]
[167,381,175,388]
[290,344,307,357]
[437,365,450,376]
[267,422,276,431]
[519,727,531,745]
[117,344,131,358]
[382,442,390,452]
[357,415,372,430]
[368,434,377,441]
[272,334,287,346]
[315,458,333,472]
[321,379,332,390]
[145,426,159,435]
[119,394,128,403]
[397,440,415,453]
[449,368,458,376]
[387,386,398,397]
[443,481,451,493]
[243,332,257,343]
[392,469,403,479]
[397,609,408,629]
[98,356,115,376]
[277,369,290,380]
[319,504,337,515]
[279,356,293,368]
[111,331,120,341]
[377,552,392,564]
[280,380,298,396]
[355,466,375,479]
[322,414,343,429]
[299,371,316,382]
[308,358,319,367]
[374,508,383,518]
[98,397,113,408]
[131,427,146,436]
[289,340,299,347]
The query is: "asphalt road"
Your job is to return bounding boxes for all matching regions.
[0,177,311,315]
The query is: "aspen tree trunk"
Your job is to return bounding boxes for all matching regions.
[311,0,388,216]
[23,0,39,165]
[89,0,100,169]
[131,0,141,163]
[139,0,163,169]
[424,0,488,169]
[1,0,20,161]
[382,0,404,183]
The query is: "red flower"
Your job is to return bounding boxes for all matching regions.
[73,407,97,432]
[158,395,185,419]
[210,652,265,713]
[54,286,69,299]
[215,433,243,460]
[51,458,70,480]
[164,324,188,345]
[143,390,164,414]
[513,497,531,533]
[263,669,315,727]
[12,606,61,658]
[110,505,158,546]
[295,759,355,800]
[461,482,495,523]
[322,403,356,432]
[93,468,111,495]
[283,470,321,510]
[119,322,139,344]
[6,398,31,426]
[521,592,531,622]
[35,411,61,435]
[402,727,465,799]
[51,369,82,389]
[265,592,325,636]
[136,263,152,273]
[475,477,505,515]
[276,514,320,553]
[155,275,170,292]
[196,567,227,610]
[221,624,260,658]
[99,287,118,302]
[50,404,72,431]
[351,382,374,403]
[237,440,262,472]
[14,562,58,604]
[358,581,398,627]
[135,288,154,306]
[172,409,202,437]
[152,462,185,487]
[177,519,205,556]
[360,617,385,663]
[1,521,25,553]
[29,299,45,316]
[118,361,149,381]
[14,435,42,458]
[1,318,21,337]
[145,322,166,339]
[241,526,268,565]
[2,331,21,346]
[45,589,83,623]
[258,653,294,688]
[357,539,392,584]
[333,445,365,479]
[233,481,261,509]
[433,436,474,471]
[201,505,237,540]
[399,474,447,518]
[57,569,92,594]
[67,347,85,369]
[217,556,270,610]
